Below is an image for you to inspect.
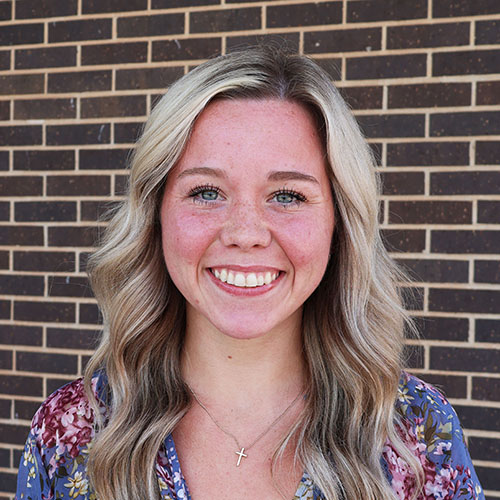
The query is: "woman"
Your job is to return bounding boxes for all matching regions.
[16,48,483,500]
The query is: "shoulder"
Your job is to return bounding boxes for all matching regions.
[31,374,104,460]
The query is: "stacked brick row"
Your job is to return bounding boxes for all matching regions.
[0,0,499,496]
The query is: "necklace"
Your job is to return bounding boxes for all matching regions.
[187,385,303,467]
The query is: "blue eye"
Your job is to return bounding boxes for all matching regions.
[188,184,221,204]
[273,189,307,206]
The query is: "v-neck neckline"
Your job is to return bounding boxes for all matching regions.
[161,433,316,500]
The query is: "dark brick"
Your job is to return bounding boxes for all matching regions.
[0,100,9,120]
[431,346,500,373]
[16,0,78,18]
[81,95,146,119]
[153,38,221,62]
[473,377,500,401]
[0,422,29,446]
[0,398,9,418]
[430,289,500,314]
[114,174,129,195]
[0,251,8,268]
[475,260,500,284]
[0,125,42,146]
[83,0,146,13]
[46,378,74,395]
[48,226,98,247]
[387,142,469,166]
[14,251,75,272]
[47,175,110,196]
[402,286,424,311]
[432,230,500,253]
[0,325,42,346]
[15,201,76,222]
[356,114,425,138]
[347,54,426,80]
[14,400,40,420]
[338,86,383,110]
[0,275,43,296]
[47,124,110,146]
[47,327,99,350]
[81,200,118,221]
[397,258,469,284]
[380,172,424,195]
[82,42,147,66]
[478,201,500,224]
[477,82,500,105]
[433,49,500,76]
[17,351,77,375]
[14,150,75,171]
[0,448,9,467]
[191,8,260,33]
[305,27,380,54]
[0,349,11,368]
[476,319,500,342]
[15,46,76,70]
[431,171,500,195]
[0,22,43,45]
[433,0,500,17]
[14,300,75,323]
[117,13,183,37]
[388,22,469,50]
[0,471,16,491]
[413,316,469,342]
[48,70,112,93]
[0,226,43,246]
[312,58,342,79]
[0,50,9,70]
[388,83,470,109]
[49,18,111,43]
[431,111,500,136]
[80,302,101,325]
[153,0,218,5]
[48,275,92,298]
[476,20,500,45]
[347,0,427,22]
[389,201,471,225]
[0,202,8,220]
[0,2,11,21]
[227,33,299,54]
[382,229,426,253]
[468,436,500,462]
[404,344,424,369]
[422,374,468,399]
[14,98,76,120]
[0,151,8,170]
[474,466,500,491]
[0,300,9,319]
[268,2,341,28]
[454,405,500,432]
[116,67,183,90]
[115,122,143,143]
[79,149,130,170]
[0,176,42,196]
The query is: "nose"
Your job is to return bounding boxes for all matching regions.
[219,200,272,250]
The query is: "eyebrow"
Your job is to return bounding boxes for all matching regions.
[177,166,319,185]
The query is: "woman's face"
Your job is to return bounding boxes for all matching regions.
[160,98,334,340]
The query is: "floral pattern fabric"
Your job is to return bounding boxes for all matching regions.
[16,371,484,500]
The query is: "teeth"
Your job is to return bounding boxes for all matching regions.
[211,269,280,288]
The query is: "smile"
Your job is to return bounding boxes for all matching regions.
[210,268,281,288]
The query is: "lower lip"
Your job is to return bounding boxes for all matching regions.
[206,269,284,296]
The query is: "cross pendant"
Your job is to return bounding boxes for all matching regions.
[235,447,247,466]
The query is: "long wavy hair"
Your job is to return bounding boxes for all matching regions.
[84,47,423,500]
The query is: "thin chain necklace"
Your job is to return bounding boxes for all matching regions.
[187,384,303,467]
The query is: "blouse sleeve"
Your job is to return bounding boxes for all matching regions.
[392,373,485,500]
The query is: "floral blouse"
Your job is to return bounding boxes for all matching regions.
[16,371,484,500]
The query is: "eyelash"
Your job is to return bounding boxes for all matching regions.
[187,184,308,207]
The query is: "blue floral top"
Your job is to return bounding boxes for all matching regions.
[16,371,484,500]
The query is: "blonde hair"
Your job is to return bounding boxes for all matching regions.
[84,47,422,500]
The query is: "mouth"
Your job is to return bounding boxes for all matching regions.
[209,268,282,288]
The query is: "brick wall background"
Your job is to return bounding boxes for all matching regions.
[0,0,499,497]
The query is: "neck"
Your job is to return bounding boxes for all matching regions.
[181,308,306,409]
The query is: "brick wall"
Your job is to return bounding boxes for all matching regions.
[0,0,499,497]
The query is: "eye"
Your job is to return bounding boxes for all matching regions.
[188,184,222,205]
[272,189,307,207]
